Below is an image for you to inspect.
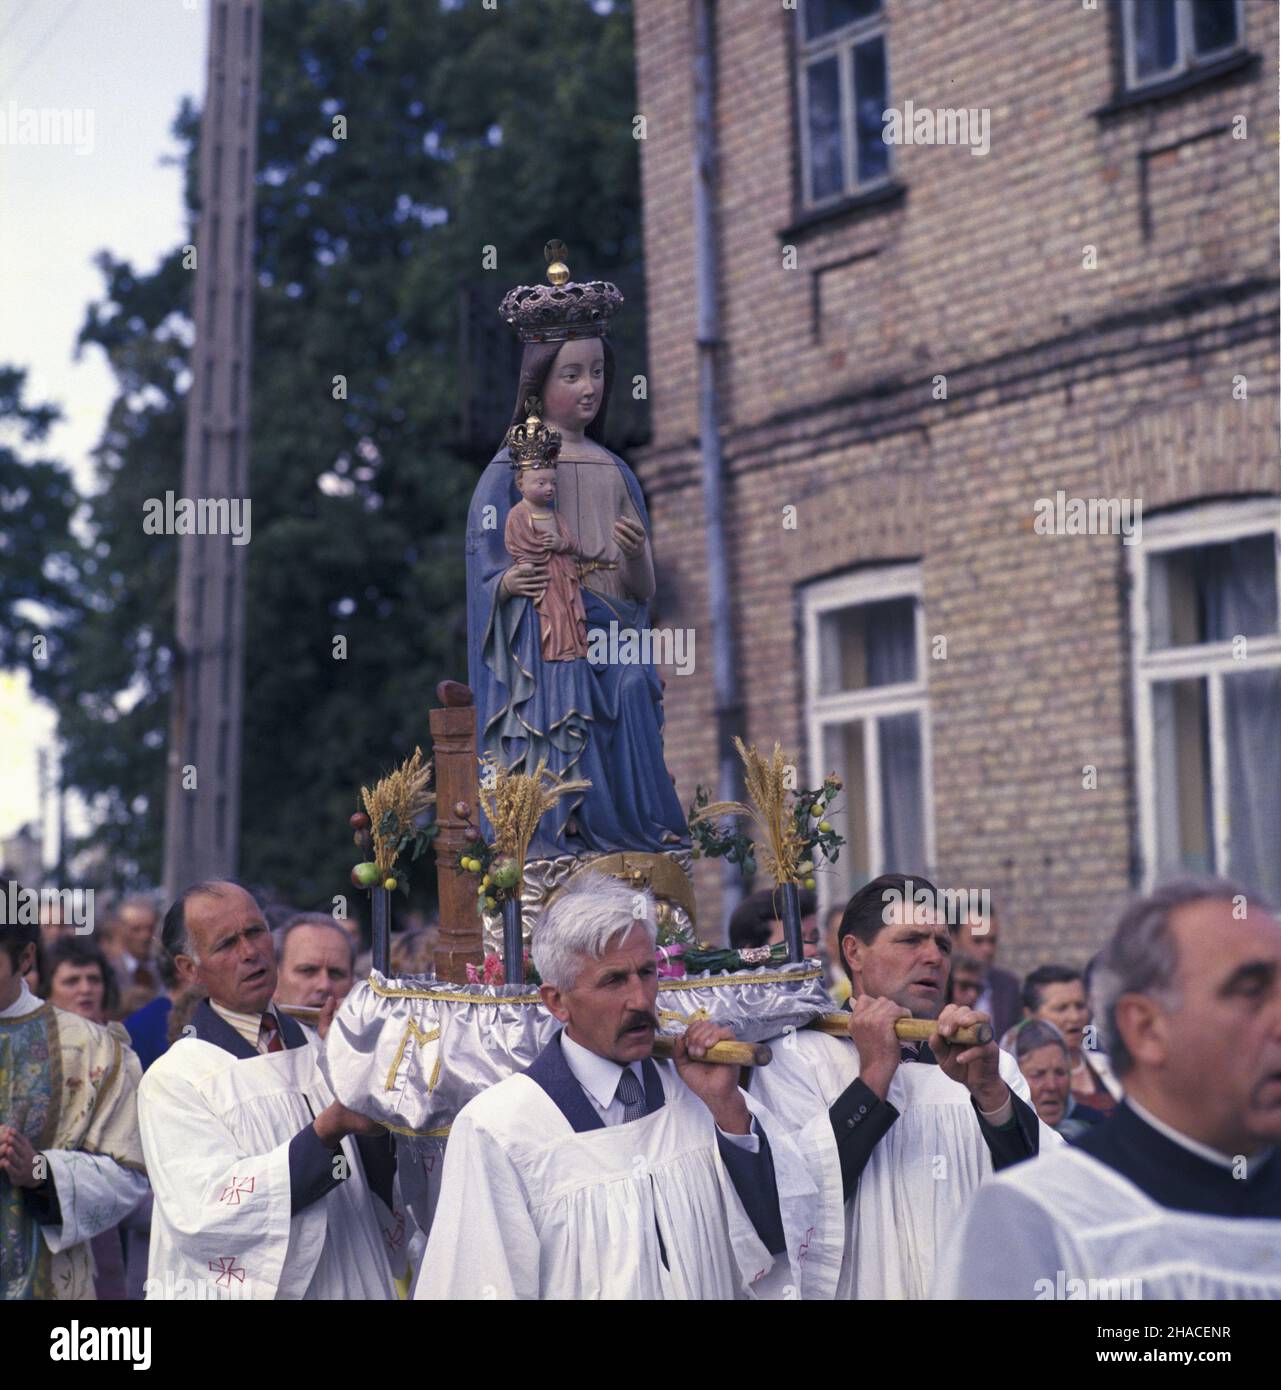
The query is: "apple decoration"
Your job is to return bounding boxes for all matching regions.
[489,858,520,891]
[351,862,381,888]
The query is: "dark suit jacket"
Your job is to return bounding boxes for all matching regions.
[188,998,395,1215]
[124,994,172,1071]
[986,966,1022,1040]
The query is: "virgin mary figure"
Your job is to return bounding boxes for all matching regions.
[465,243,688,857]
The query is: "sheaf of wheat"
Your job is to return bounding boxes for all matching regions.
[360,746,436,875]
[478,753,591,878]
[689,737,805,884]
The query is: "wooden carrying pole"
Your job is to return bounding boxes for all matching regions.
[278,1002,985,1064]
[430,681,484,983]
[809,1013,993,1047]
[652,1037,771,1067]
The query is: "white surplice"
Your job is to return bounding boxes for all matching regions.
[749,1028,1061,1300]
[412,1063,818,1300]
[932,1143,1281,1300]
[138,1035,396,1300]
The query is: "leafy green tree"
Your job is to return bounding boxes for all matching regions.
[20,0,644,906]
[0,367,81,672]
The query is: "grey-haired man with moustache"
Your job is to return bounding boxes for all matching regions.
[414,873,819,1299]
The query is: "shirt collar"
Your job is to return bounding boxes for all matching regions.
[0,980,42,1019]
[209,998,280,1049]
[1125,1095,1270,1172]
[559,1028,644,1111]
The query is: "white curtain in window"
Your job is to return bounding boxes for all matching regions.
[866,600,915,685]
[869,606,922,870]
[1201,536,1278,641]
[878,711,925,872]
[1151,682,1185,875]
[1224,668,1281,905]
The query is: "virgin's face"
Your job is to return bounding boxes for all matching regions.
[541,338,604,433]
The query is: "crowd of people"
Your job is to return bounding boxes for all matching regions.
[1,869,1277,1300]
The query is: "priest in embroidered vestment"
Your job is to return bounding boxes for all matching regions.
[1,907,147,1300]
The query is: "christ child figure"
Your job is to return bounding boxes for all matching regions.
[503,403,592,662]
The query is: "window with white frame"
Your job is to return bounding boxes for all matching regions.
[1130,498,1281,905]
[803,564,933,916]
[798,0,891,210]
[1121,0,1244,91]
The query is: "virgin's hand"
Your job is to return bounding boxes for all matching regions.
[613,516,646,558]
[503,562,548,600]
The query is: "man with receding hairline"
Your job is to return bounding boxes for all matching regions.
[935,879,1281,1299]
[138,881,396,1299]
[751,873,1056,1299]
[274,912,356,1009]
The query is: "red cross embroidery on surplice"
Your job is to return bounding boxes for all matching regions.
[381,1210,406,1251]
[219,1175,256,1205]
[209,1256,246,1287]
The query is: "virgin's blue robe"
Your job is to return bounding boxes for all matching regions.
[465,445,689,857]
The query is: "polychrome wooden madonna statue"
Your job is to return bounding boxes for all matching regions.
[465,240,689,861]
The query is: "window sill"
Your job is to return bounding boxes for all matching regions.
[778,180,907,242]
[1095,49,1259,119]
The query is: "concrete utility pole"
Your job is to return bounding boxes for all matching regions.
[691,0,744,934]
[163,0,262,897]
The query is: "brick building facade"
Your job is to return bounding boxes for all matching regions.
[630,0,1279,972]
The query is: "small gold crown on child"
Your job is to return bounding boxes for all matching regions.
[505,396,562,470]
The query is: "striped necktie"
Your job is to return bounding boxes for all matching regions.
[259,1012,284,1054]
[615,1066,647,1124]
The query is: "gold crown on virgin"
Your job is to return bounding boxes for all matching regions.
[498,239,624,343]
[504,397,562,470]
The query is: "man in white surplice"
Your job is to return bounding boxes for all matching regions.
[750,874,1059,1300]
[934,879,1281,1299]
[138,882,396,1299]
[414,873,819,1300]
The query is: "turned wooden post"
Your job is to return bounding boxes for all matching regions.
[430,680,483,982]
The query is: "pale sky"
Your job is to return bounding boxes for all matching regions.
[0,0,207,852]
